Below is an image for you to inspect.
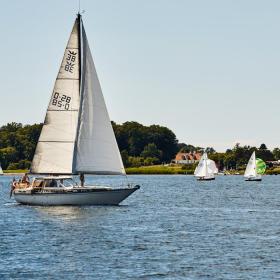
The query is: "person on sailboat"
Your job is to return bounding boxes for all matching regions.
[49,179,57,188]
[10,178,16,198]
[80,173,85,187]
[21,173,30,184]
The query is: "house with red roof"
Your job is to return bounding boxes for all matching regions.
[173,152,202,164]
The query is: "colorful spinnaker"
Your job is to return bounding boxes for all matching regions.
[256,158,266,175]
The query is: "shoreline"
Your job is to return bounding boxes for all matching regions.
[2,165,280,175]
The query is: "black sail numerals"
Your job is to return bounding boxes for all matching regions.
[65,96,71,110]
[51,92,72,110]
[64,50,77,73]
[52,92,59,106]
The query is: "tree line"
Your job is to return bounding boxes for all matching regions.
[0,122,279,170]
[0,122,178,169]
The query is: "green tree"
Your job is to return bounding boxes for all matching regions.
[259,143,267,150]
[0,147,18,169]
[141,143,162,160]
[120,150,129,167]
[273,148,280,160]
[112,121,179,164]
[144,157,159,166]
[205,147,216,154]
[256,144,274,161]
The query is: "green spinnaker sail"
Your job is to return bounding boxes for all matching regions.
[256,158,266,175]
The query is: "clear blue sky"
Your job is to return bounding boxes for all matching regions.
[1,0,279,151]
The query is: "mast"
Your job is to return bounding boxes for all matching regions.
[72,13,83,175]
[204,153,208,178]
[77,13,82,89]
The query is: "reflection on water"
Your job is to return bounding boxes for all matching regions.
[33,205,121,222]
[35,206,89,221]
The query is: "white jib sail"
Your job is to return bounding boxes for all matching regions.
[0,165,3,174]
[31,20,80,174]
[207,159,218,174]
[73,21,125,175]
[244,151,257,178]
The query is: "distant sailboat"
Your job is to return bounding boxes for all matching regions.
[194,153,217,181]
[0,164,3,176]
[12,13,139,205]
[244,151,266,181]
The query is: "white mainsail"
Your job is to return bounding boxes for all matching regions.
[31,16,125,175]
[31,20,80,174]
[244,151,257,178]
[0,164,3,175]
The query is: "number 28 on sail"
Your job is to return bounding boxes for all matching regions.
[12,13,140,206]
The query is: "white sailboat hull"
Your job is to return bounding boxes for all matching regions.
[14,186,139,206]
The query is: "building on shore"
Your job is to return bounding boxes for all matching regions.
[173,152,202,165]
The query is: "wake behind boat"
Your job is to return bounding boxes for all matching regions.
[12,13,140,205]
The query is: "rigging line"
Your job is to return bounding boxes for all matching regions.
[124,174,130,187]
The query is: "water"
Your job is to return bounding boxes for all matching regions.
[1,175,280,279]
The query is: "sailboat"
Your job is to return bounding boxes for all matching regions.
[194,153,218,181]
[0,164,3,176]
[12,13,140,205]
[244,151,266,181]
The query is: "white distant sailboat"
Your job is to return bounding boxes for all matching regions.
[0,164,3,176]
[194,153,218,181]
[13,13,139,205]
[244,151,266,181]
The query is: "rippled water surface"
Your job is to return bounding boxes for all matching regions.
[1,175,280,279]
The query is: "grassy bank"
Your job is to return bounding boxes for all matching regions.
[4,169,28,174]
[125,165,195,175]
[126,165,280,175]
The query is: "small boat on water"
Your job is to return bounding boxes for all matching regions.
[12,13,140,205]
[244,151,266,181]
[194,153,218,181]
[0,164,3,176]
